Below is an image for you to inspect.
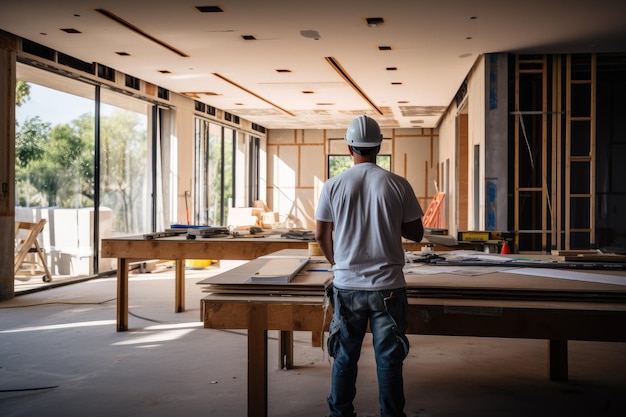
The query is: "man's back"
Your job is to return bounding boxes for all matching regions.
[316,162,422,290]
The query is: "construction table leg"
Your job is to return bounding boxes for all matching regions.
[175,258,185,313]
[278,331,294,370]
[248,304,268,417]
[548,339,568,381]
[116,258,129,332]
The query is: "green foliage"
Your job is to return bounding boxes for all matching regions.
[328,154,391,178]
[328,155,353,178]
[16,81,30,107]
[15,83,148,233]
[16,106,147,233]
[16,114,95,207]
[15,116,50,167]
[99,110,147,232]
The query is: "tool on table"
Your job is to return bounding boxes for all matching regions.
[143,230,187,240]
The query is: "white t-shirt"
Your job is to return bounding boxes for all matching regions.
[315,162,423,290]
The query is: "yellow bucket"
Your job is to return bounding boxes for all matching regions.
[186,259,212,269]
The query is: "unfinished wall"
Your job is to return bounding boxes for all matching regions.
[170,93,194,226]
[438,102,459,235]
[266,129,326,230]
[267,127,439,230]
[437,55,488,236]
[467,57,487,230]
[484,53,509,232]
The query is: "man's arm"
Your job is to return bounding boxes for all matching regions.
[315,220,335,265]
[401,218,424,242]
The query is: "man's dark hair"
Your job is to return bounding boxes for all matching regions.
[350,145,380,156]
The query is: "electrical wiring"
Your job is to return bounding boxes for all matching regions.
[128,311,165,323]
[0,385,59,393]
[0,298,170,325]
[518,112,554,219]
[0,298,116,309]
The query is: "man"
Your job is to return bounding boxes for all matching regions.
[315,115,424,417]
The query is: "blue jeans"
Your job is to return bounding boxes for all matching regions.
[327,287,409,417]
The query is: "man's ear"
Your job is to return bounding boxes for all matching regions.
[347,145,354,156]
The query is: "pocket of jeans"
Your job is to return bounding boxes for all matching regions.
[327,319,341,357]
[396,332,410,359]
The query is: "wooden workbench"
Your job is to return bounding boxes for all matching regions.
[100,234,433,331]
[198,252,626,417]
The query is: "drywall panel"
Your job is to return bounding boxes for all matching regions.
[300,145,324,187]
[395,132,438,204]
[268,129,296,144]
[303,129,324,144]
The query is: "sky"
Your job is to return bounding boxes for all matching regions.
[16,83,96,126]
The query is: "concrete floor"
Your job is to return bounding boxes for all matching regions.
[2,261,626,417]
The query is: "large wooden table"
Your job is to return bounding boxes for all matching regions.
[101,234,310,331]
[198,251,626,417]
[100,234,431,331]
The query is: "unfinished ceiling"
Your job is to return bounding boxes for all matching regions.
[1,0,625,129]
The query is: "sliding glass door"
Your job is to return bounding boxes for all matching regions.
[193,117,234,226]
[99,89,151,236]
[15,63,157,278]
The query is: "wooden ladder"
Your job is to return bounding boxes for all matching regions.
[14,219,52,282]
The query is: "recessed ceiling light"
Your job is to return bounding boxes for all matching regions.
[466,36,473,40]
[300,30,321,40]
[378,46,392,51]
[235,102,244,105]
[60,28,81,33]
[316,102,335,105]
[242,35,256,40]
[391,82,403,85]
[386,67,397,71]
[158,70,171,74]
[116,51,130,56]
[470,16,478,20]
[276,69,291,73]
[398,100,409,104]
[459,53,472,58]
[411,119,424,124]
[366,17,384,28]
[196,6,224,13]
[302,91,314,94]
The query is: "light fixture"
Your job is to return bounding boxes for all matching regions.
[300,30,321,40]
[196,6,224,13]
[366,17,384,28]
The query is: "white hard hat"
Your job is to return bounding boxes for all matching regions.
[344,115,382,147]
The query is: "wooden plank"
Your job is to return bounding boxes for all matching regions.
[563,254,626,262]
[278,331,293,370]
[175,259,184,313]
[248,304,268,417]
[405,303,626,342]
[117,258,130,331]
[203,300,328,332]
[101,236,430,260]
[101,236,310,260]
[422,192,445,228]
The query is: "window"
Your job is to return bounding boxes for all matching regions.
[193,118,235,226]
[328,155,391,178]
[99,89,151,235]
[327,138,392,178]
[15,62,160,278]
